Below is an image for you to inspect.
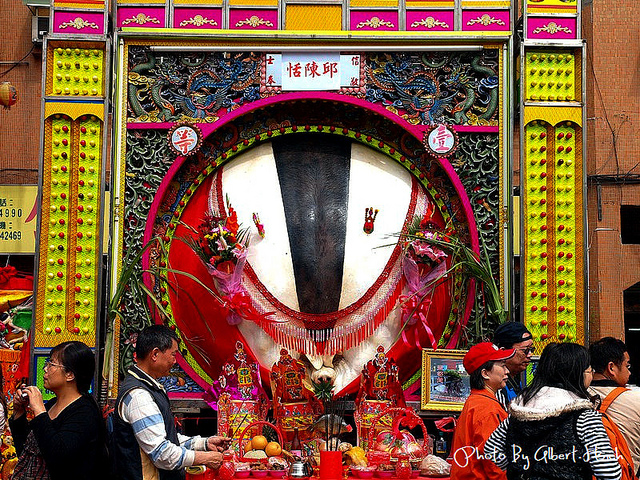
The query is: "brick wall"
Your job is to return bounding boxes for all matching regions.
[583,0,640,342]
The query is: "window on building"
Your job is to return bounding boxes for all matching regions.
[620,205,640,244]
[624,282,640,385]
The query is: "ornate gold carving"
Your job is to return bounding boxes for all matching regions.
[121,13,162,25]
[58,17,100,30]
[532,21,572,34]
[410,16,449,28]
[355,16,395,28]
[235,15,274,27]
[466,14,505,26]
[179,15,218,27]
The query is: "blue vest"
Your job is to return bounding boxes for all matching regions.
[112,366,185,480]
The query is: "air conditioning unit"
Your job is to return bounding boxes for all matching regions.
[32,12,49,44]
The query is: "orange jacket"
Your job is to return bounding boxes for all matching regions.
[450,389,508,480]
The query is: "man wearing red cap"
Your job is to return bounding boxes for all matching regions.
[450,342,515,480]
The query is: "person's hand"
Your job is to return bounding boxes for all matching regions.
[194,451,224,470]
[13,385,29,417]
[207,435,232,452]
[22,386,46,417]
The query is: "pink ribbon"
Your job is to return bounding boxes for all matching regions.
[221,291,275,325]
[400,257,448,349]
[206,251,276,326]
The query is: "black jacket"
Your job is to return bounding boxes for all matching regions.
[111,365,184,480]
[10,394,107,480]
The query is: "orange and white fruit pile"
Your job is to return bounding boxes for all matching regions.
[243,435,282,459]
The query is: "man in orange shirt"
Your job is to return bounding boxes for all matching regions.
[450,342,515,480]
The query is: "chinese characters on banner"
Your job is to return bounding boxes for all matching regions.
[170,125,200,155]
[265,53,362,91]
[428,125,455,153]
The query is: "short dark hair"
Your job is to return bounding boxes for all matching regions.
[469,360,498,389]
[590,337,628,374]
[51,341,95,394]
[135,324,179,360]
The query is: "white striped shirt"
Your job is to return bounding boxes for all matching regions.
[485,410,622,480]
[120,384,208,472]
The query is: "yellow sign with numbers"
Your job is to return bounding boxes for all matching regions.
[0,185,38,253]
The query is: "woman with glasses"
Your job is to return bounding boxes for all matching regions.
[485,342,622,480]
[10,341,108,480]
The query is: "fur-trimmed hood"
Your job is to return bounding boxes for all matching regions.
[509,386,594,421]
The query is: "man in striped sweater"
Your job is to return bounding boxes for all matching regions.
[112,325,230,480]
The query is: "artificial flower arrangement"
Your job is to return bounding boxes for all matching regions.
[186,198,269,326]
[190,198,249,275]
[400,211,507,349]
[404,215,449,277]
[399,214,450,348]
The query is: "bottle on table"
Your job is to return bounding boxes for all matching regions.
[434,432,448,459]
[291,426,303,459]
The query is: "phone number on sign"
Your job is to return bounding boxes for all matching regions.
[0,231,22,240]
[0,208,23,218]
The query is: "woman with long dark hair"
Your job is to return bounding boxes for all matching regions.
[486,342,622,480]
[10,341,107,480]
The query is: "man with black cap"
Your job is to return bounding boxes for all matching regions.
[492,322,534,409]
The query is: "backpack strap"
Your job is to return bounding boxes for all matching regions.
[600,410,638,480]
[600,386,629,413]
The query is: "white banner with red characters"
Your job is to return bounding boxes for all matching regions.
[267,53,361,91]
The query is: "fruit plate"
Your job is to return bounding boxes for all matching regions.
[269,471,287,478]
[251,471,269,478]
[238,421,285,463]
[235,471,251,478]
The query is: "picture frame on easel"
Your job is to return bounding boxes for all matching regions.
[421,349,470,412]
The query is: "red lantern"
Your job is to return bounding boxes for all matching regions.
[0,82,18,109]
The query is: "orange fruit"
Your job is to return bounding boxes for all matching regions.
[251,435,269,450]
[265,441,282,457]
[244,441,253,453]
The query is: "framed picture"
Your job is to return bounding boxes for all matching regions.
[421,349,470,411]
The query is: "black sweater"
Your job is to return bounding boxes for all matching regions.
[10,394,107,480]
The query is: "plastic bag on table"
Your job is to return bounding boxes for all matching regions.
[420,455,451,477]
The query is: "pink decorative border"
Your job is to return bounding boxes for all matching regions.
[406,10,454,31]
[527,16,576,39]
[53,10,105,35]
[117,6,165,28]
[173,8,222,29]
[142,91,480,258]
[129,121,497,134]
[350,11,399,30]
[229,9,278,29]
[140,91,482,379]
[462,10,510,31]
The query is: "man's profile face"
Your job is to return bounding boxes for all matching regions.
[611,351,631,386]
[505,338,534,376]
[154,339,179,378]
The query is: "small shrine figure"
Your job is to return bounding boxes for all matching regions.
[354,346,406,450]
[205,341,268,450]
[270,349,322,453]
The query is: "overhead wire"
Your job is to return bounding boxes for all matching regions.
[0,45,35,78]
